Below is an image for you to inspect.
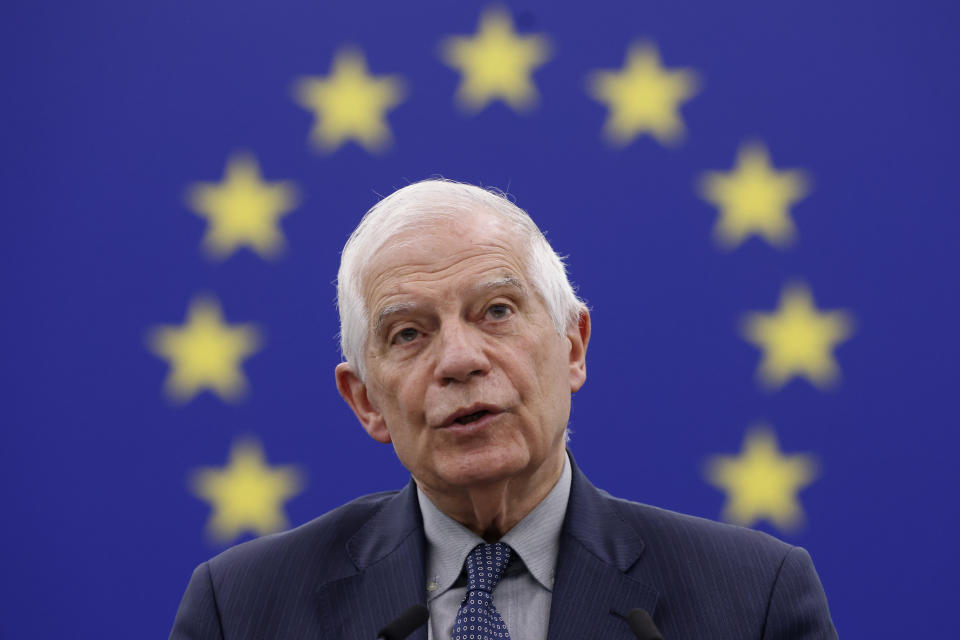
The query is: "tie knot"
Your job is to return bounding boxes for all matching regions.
[464,542,512,593]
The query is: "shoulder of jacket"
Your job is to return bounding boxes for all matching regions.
[604,491,794,566]
[204,489,400,578]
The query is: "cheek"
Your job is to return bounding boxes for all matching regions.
[529,334,568,384]
[502,336,567,409]
[372,371,427,426]
[524,337,573,425]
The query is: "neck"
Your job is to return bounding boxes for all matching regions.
[419,451,565,542]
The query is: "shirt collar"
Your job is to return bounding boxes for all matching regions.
[417,452,572,599]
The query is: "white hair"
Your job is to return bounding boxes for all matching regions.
[337,179,587,379]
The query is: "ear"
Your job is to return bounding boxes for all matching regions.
[567,309,591,392]
[335,362,391,444]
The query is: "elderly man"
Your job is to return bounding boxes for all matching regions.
[171,180,838,639]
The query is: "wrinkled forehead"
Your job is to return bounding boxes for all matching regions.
[359,210,530,314]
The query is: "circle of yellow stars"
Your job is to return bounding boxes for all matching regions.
[147,3,861,544]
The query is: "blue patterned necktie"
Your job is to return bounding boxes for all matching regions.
[451,542,513,640]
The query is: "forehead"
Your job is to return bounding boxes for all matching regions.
[361,211,528,312]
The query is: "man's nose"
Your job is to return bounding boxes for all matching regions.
[433,321,490,384]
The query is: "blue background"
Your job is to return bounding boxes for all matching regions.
[2,0,958,637]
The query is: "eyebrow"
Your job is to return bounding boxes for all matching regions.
[373,276,528,335]
[470,275,527,299]
[375,302,419,335]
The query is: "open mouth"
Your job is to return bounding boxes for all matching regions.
[454,410,490,425]
[440,405,502,429]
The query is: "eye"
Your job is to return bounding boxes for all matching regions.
[486,303,513,320]
[391,327,421,345]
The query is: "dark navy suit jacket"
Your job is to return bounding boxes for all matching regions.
[171,457,838,639]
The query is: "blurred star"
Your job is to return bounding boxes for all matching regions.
[192,438,304,544]
[741,283,854,390]
[587,42,699,146]
[440,6,552,113]
[294,47,406,153]
[699,143,810,249]
[706,426,818,532]
[148,296,261,403]
[186,153,298,260]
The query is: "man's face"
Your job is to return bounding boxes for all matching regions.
[336,210,589,494]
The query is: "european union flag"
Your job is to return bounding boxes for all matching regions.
[2,1,957,636]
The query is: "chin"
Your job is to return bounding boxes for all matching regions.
[434,445,532,488]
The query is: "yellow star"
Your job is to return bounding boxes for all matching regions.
[587,42,699,146]
[186,153,298,260]
[191,438,304,544]
[699,143,810,249]
[741,283,854,390]
[147,296,261,403]
[440,7,551,113]
[293,48,405,153]
[706,426,818,531]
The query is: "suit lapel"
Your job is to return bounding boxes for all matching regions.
[316,480,429,640]
[547,458,660,640]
